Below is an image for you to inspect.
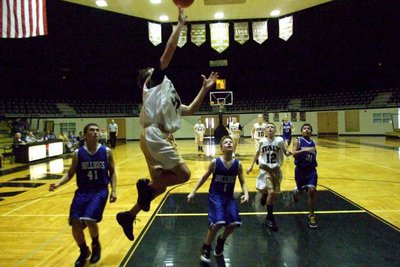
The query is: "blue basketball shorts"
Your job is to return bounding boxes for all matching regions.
[294,167,318,191]
[69,187,109,224]
[208,193,242,227]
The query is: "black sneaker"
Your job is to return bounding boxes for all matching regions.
[137,178,152,212]
[214,235,226,257]
[90,241,101,263]
[116,211,135,241]
[200,244,211,263]
[260,193,267,206]
[256,159,259,165]
[266,217,279,232]
[75,246,91,267]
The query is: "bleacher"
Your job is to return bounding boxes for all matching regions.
[0,89,398,118]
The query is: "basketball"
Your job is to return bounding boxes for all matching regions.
[172,0,194,8]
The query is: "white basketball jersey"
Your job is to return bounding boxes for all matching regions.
[257,136,285,168]
[253,122,267,139]
[194,123,206,134]
[140,76,182,133]
[229,122,241,138]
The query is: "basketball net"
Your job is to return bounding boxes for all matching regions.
[218,100,224,113]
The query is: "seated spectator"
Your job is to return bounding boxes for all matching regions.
[25,131,37,143]
[43,130,51,141]
[60,131,73,153]
[13,132,26,145]
[48,131,57,140]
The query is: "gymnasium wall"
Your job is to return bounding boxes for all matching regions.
[32,107,397,141]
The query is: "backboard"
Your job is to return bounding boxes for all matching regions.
[209,91,233,106]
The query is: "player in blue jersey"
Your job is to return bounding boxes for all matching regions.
[49,123,117,267]
[280,115,295,149]
[187,136,249,263]
[292,123,318,228]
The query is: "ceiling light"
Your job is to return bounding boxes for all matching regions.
[270,10,281,17]
[214,12,224,19]
[159,15,169,21]
[150,0,162,4]
[95,0,108,7]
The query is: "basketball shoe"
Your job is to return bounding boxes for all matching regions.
[200,244,212,263]
[75,246,91,267]
[308,215,318,228]
[90,241,101,263]
[266,216,279,232]
[116,211,135,241]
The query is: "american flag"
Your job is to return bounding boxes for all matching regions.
[1,0,48,38]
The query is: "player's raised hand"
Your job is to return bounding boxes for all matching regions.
[178,7,187,25]
[201,72,219,91]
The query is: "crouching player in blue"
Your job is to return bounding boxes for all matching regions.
[292,123,318,228]
[187,135,249,263]
[49,123,117,267]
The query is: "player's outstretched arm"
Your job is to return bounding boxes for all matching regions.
[246,150,260,174]
[160,7,187,70]
[49,151,78,191]
[187,159,215,202]
[181,72,219,115]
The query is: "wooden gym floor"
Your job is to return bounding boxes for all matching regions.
[0,136,399,266]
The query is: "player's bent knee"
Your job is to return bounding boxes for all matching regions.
[209,224,222,232]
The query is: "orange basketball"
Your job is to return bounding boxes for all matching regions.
[172,0,194,8]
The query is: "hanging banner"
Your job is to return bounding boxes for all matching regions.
[252,21,268,44]
[210,22,229,53]
[279,16,293,41]
[191,24,206,46]
[234,22,249,44]
[148,22,162,46]
[173,25,188,47]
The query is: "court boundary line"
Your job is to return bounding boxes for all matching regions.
[320,185,400,232]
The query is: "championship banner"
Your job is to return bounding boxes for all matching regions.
[279,16,293,41]
[148,22,162,46]
[210,22,229,53]
[191,24,206,46]
[234,22,249,44]
[173,24,187,47]
[252,21,268,44]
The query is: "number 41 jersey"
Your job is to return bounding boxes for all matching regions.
[257,136,285,169]
[77,145,110,190]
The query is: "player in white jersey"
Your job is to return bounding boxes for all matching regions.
[193,118,206,152]
[116,7,218,241]
[227,116,242,155]
[251,114,267,151]
[247,122,291,231]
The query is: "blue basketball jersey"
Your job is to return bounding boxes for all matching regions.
[294,137,317,169]
[282,121,292,137]
[76,145,110,190]
[209,157,239,197]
